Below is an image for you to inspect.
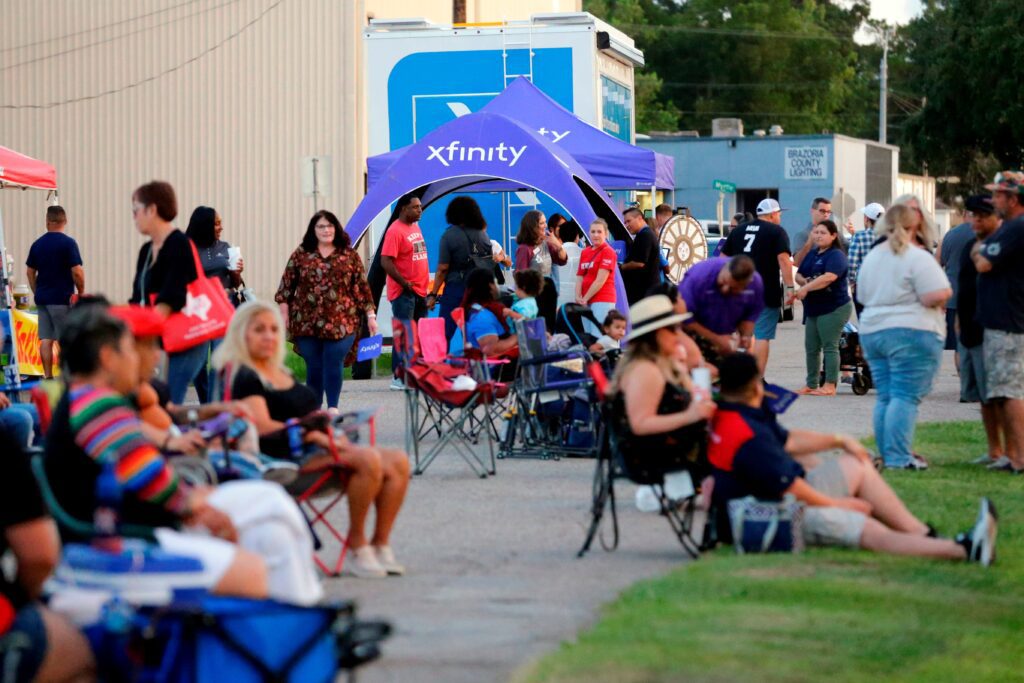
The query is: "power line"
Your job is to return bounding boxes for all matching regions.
[0,0,244,73]
[1,0,284,110]
[1,0,202,53]
[619,22,852,43]
[662,80,837,90]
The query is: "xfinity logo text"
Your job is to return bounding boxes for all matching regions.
[537,127,570,143]
[427,140,526,168]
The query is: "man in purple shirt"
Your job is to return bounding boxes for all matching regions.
[678,255,764,365]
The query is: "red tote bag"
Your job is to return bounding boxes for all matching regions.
[159,241,235,353]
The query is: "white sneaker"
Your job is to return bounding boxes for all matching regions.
[345,546,387,578]
[372,545,405,576]
[389,377,405,391]
[985,456,1013,471]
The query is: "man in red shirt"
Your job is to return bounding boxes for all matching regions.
[381,194,429,389]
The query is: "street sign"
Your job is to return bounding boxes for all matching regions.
[712,179,736,193]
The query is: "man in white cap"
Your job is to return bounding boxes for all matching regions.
[846,202,885,316]
[721,197,793,372]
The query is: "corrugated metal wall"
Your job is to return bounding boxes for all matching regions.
[1,0,366,302]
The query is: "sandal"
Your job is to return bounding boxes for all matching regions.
[809,385,837,396]
[796,386,816,395]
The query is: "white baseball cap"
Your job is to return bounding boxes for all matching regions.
[860,203,885,222]
[756,198,787,215]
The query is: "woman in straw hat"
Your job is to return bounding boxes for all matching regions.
[608,295,717,481]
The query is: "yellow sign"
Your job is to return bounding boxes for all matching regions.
[11,309,59,377]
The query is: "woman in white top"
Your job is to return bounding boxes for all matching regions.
[856,204,952,470]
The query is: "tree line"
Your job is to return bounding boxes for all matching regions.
[586,0,1023,201]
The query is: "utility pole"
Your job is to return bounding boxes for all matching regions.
[879,28,890,145]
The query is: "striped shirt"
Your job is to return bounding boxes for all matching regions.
[69,385,191,516]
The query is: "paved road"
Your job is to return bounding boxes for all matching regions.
[324,320,977,683]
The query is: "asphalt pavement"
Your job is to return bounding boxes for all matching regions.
[325,318,978,683]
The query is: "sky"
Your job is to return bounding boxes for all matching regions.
[868,0,923,25]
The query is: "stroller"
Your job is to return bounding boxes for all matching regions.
[556,303,621,368]
[821,321,873,395]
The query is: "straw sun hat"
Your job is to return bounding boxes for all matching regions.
[625,295,692,342]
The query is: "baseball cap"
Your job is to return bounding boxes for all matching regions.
[984,170,1024,195]
[964,194,996,215]
[108,305,165,338]
[860,203,885,222]
[755,198,787,215]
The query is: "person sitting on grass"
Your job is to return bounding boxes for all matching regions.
[212,300,411,579]
[590,309,627,355]
[709,353,998,565]
[43,304,323,604]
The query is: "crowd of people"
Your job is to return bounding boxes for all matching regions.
[2,168,1020,680]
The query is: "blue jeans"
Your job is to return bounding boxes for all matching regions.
[191,337,223,404]
[439,280,466,342]
[861,328,943,467]
[295,335,356,409]
[0,403,37,448]
[167,343,210,405]
[390,291,427,373]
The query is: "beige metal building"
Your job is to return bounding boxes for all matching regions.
[0,0,580,302]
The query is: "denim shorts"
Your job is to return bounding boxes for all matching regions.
[0,604,48,683]
[754,305,780,340]
[958,343,988,404]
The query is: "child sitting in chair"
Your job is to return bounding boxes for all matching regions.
[510,269,543,326]
[591,309,628,354]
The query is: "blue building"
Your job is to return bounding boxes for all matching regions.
[639,128,899,241]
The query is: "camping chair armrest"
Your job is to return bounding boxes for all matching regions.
[517,348,591,367]
[30,455,157,542]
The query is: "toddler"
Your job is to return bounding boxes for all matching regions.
[591,309,627,354]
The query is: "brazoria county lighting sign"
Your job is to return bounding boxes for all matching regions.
[784,146,828,181]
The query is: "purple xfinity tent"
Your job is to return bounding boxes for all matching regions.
[348,110,631,315]
[367,77,675,194]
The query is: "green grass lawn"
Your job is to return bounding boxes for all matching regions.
[283,344,391,383]
[521,422,1024,683]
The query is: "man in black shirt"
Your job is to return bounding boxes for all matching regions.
[721,198,794,371]
[957,195,1007,468]
[0,426,96,683]
[973,171,1024,472]
[620,207,661,304]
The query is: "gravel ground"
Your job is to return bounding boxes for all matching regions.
[320,319,976,683]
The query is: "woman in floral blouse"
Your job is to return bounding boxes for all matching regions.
[275,210,378,408]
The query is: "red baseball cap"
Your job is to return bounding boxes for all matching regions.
[108,305,165,338]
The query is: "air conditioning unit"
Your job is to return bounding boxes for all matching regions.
[712,118,744,138]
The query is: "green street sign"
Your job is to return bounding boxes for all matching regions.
[713,179,737,193]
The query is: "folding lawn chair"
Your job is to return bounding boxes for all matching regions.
[401,360,498,478]
[577,363,711,560]
[499,318,599,460]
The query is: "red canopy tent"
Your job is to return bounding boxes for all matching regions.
[0,145,57,191]
[1,145,58,388]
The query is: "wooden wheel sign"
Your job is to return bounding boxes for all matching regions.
[659,214,708,284]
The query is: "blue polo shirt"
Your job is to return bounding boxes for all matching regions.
[796,247,850,318]
[709,401,804,544]
[677,257,764,335]
[25,232,82,305]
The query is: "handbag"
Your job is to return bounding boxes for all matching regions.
[160,241,235,353]
[727,495,805,554]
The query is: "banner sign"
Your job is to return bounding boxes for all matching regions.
[610,240,628,262]
[784,146,828,181]
[356,335,384,362]
[9,309,58,376]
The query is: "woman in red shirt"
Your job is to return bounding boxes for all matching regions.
[275,211,378,409]
[575,218,619,336]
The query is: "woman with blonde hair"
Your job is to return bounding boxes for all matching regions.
[607,295,716,484]
[891,193,938,251]
[213,300,410,579]
[856,204,952,470]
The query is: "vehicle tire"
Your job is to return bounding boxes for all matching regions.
[852,373,870,395]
